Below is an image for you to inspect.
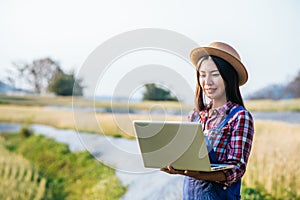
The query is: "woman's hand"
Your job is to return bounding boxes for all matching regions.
[160,165,185,175]
[160,165,203,178]
[183,170,202,179]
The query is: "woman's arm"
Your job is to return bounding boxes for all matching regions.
[222,109,254,185]
[185,170,226,182]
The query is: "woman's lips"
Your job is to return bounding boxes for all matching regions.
[205,88,216,94]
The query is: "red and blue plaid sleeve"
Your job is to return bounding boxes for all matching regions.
[223,109,254,186]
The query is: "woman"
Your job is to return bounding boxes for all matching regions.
[161,42,254,200]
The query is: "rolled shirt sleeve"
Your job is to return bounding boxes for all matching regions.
[223,110,254,186]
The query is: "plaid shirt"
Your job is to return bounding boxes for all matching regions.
[188,101,254,186]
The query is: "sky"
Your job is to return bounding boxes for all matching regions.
[0,0,299,103]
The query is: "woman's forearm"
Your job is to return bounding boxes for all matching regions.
[193,170,227,182]
[161,165,227,182]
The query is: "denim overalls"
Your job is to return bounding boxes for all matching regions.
[182,106,243,200]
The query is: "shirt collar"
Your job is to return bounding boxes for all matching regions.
[200,101,235,116]
[218,101,234,115]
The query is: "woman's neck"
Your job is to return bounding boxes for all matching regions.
[212,99,227,110]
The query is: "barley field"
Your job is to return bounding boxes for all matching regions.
[0,104,183,138]
[243,120,300,199]
[245,98,300,112]
[0,140,46,200]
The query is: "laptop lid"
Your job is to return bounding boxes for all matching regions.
[133,120,213,171]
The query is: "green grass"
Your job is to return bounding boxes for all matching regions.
[241,186,274,200]
[1,132,126,200]
[0,142,47,200]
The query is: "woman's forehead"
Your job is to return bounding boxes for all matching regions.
[198,59,218,72]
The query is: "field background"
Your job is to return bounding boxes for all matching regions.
[1,95,300,199]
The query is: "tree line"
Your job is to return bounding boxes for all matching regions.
[6,58,83,96]
[7,57,298,100]
[247,70,300,100]
[5,57,179,100]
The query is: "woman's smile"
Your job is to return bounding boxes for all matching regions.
[205,88,217,94]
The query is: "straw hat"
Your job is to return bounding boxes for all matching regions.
[190,41,248,86]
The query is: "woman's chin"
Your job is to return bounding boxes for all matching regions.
[205,94,214,99]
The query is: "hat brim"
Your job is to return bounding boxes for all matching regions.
[190,47,248,86]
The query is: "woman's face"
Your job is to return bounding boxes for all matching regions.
[198,57,227,106]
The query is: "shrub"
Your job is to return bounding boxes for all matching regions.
[19,125,33,138]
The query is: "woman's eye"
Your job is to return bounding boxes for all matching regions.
[199,74,206,78]
[212,73,220,77]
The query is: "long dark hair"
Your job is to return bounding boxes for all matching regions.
[195,55,244,112]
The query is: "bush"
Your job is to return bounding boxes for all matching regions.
[19,125,33,138]
[242,186,273,200]
[48,72,83,96]
[142,83,178,101]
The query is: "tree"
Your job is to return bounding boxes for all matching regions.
[47,72,83,96]
[284,70,300,98]
[9,57,62,94]
[142,83,178,101]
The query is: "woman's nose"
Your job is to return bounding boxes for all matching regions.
[204,75,213,85]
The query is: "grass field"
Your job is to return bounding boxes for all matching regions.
[245,98,300,112]
[243,121,300,199]
[1,94,300,198]
[1,96,300,137]
[1,94,300,112]
[1,133,125,200]
[0,94,192,111]
[0,104,183,138]
[0,141,46,200]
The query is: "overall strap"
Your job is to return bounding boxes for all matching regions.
[215,105,244,132]
[205,105,244,164]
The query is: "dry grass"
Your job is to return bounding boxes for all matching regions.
[0,105,183,138]
[0,105,76,129]
[245,98,300,112]
[0,94,193,111]
[1,103,300,197]
[95,112,183,138]
[2,94,300,112]
[243,120,300,198]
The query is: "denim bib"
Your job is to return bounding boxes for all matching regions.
[182,106,243,200]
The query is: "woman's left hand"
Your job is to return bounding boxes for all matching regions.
[160,165,185,175]
[160,165,201,178]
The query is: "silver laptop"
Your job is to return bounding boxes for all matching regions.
[133,120,234,171]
